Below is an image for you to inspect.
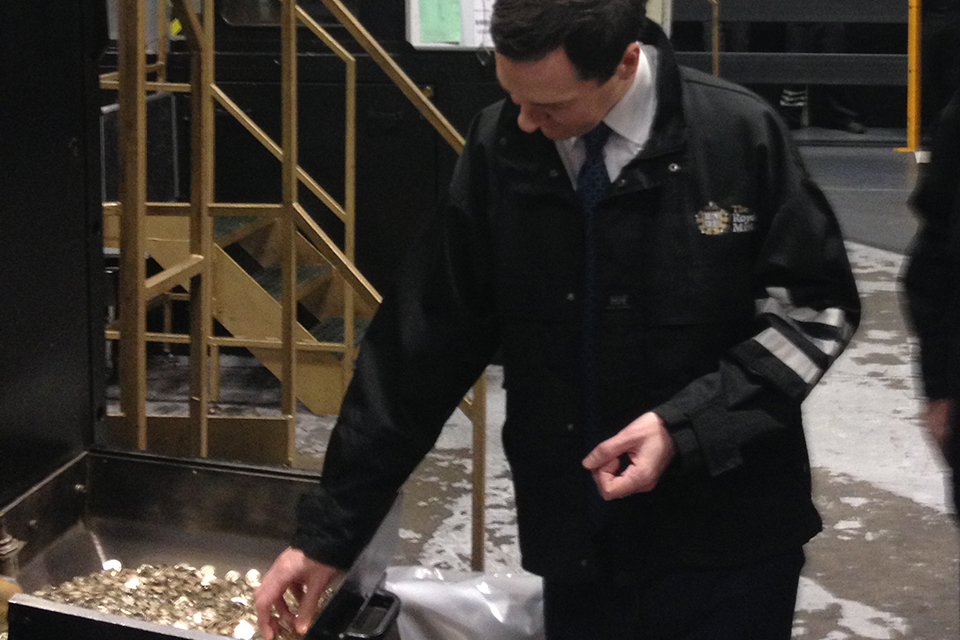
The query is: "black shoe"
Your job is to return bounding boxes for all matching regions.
[842,119,866,134]
[832,117,866,134]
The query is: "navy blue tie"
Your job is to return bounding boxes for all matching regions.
[578,122,612,448]
[578,123,612,527]
[577,122,613,213]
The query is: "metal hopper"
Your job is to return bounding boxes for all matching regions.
[3,451,401,640]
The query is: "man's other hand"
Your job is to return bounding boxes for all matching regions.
[582,412,675,500]
[253,547,339,640]
[925,398,956,455]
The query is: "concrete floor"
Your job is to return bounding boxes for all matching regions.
[106,140,960,639]
[801,141,920,254]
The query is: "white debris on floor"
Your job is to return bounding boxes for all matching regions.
[794,577,910,639]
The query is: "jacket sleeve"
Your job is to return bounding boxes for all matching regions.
[654,107,861,477]
[902,90,960,401]
[292,115,500,568]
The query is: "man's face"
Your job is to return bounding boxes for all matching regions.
[495,47,628,141]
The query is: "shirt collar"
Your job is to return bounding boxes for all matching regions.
[602,44,657,145]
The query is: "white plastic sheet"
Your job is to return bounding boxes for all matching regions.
[383,566,545,640]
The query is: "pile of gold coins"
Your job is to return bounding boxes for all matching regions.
[25,563,306,640]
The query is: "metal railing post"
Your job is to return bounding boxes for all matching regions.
[470,376,487,572]
[191,0,216,456]
[117,0,148,449]
[281,0,299,463]
[342,46,358,395]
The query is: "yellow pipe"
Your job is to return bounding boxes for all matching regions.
[899,0,922,152]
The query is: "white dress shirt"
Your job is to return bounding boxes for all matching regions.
[555,44,659,186]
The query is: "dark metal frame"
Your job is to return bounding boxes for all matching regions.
[672,0,909,87]
[673,0,906,23]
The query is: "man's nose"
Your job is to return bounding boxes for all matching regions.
[516,104,542,133]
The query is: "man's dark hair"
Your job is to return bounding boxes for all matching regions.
[490,0,648,82]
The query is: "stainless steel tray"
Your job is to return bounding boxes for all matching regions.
[2,450,401,640]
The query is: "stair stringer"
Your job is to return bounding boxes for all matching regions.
[142,216,348,415]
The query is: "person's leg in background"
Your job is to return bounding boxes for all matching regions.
[810,23,866,134]
[779,23,809,130]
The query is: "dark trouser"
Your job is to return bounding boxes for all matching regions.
[781,23,861,129]
[542,548,805,640]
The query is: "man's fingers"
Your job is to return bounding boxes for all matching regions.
[594,461,657,500]
[925,400,955,454]
[254,548,324,640]
[583,436,628,470]
[253,583,284,640]
[294,576,326,634]
[591,456,621,477]
[590,460,620,496]
[259,617,279,640]
[583,413,674,499]
[275,596,296,632]
[254,585,294,640]
[594,474,631,500]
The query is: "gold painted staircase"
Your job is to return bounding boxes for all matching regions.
[104,212,366,416]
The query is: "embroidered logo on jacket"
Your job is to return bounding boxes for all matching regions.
[696,202,729,235]
[696,203,755,235]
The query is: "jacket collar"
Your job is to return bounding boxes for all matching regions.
[633,19,686,160]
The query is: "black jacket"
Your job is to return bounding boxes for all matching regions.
[904,88,960,402]
[294,22,861,582]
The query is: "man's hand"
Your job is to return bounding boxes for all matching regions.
[254,547,339,640]
[924,399,956,455]
[582,412,675,500]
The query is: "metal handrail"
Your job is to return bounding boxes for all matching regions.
[317,0,465,153]
[707,0,719,76]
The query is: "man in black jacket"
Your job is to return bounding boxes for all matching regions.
[255,1,861,638]
[904,88,960,509]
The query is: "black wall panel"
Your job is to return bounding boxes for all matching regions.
[0,0,106,506]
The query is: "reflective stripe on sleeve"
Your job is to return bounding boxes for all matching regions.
[753,327,822,385]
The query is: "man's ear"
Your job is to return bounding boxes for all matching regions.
[616,42,642,80]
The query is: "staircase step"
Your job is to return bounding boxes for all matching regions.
[308,317,370,344]
[252,264,330,300]
[214,215,258,240]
